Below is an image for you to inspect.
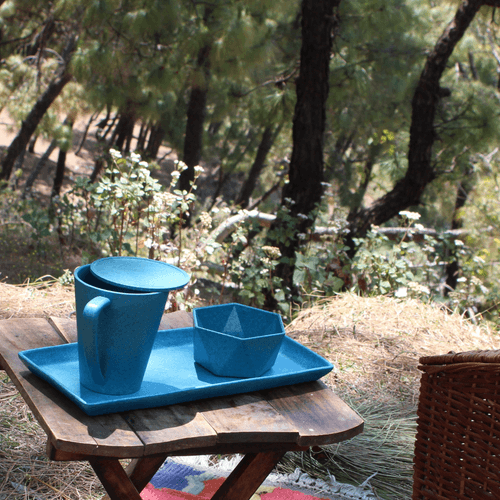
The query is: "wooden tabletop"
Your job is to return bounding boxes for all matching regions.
[0,312,363,461]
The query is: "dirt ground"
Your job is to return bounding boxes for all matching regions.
[0,110,181,284]
[0,109,245,284]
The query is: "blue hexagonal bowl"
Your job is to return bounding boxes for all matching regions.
[193,303,286,378]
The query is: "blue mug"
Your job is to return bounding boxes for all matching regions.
[74,264,169,395]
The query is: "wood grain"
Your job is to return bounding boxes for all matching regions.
[101,456,168,500]
[262,381,364,446]
[0,318,144,458]
[198,393,299,444]
[211,451,285,500]
[89,458,143,500]
[121,456,169,493]
[48,316,77,343]
[122,404,218,455]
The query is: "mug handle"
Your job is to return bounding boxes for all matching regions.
[82,296,111,386]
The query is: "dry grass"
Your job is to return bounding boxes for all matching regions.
[283,294,499,498]
[0,280,75,320]
[287,294,499,402]
[1,284,499,499]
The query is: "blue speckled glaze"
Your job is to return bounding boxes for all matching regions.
[18,327,333,416]
[74,262,185,395]
[90,257,190,292]
[193,303,286,378]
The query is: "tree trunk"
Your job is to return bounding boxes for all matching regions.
[345,0,485,257]
[136,121,149,153]
[444,171,473,294]
[75,109,100,156]
[22,139,57,198]
[265,0,341,306]
[179,4,214,195]
[0,35,76,183]
[51,119,74,198]
[347,144,381,219]
[90,155,106,183]
[99,108,116,142]
[146,122,165,159]
[24,16,55,57]
[179,43,211,193]
[113,107,135,153]
[9,146,26,189]
[28,135,37,153]
[236,125,278,209]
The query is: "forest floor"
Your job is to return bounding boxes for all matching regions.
[0,109,244,285]
[0,110,183,284]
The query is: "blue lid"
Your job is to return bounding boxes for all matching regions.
[90,257,190,292]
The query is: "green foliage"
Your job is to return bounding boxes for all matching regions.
[231,242,285,310]
[51,151,232,309]
[294,251,345,298]
[3,0,500,327]
[450,172,500,317]
[351,212,436,298]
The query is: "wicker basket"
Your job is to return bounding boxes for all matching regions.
[413,350,500,499]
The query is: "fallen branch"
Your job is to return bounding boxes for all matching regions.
[211,210,275,243]
[210,210,469,243]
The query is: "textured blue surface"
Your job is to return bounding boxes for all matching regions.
[75,264,169,395]
[18,328,333,416]
[90,257,190,292]
[193,303,286,378]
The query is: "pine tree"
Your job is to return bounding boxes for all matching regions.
[0,34,77,183]
[263,0,341,306]
[345,0,500,254]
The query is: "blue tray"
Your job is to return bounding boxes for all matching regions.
[18,327,333,416]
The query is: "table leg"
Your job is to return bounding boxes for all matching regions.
[211,451,285,500]
[89,455,166,500]
[123,456,168,492]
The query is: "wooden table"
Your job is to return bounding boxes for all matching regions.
[0,312,363,500]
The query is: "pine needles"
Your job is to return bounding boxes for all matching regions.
[278,396,417,500]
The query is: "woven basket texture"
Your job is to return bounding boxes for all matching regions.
[413,350,500,499]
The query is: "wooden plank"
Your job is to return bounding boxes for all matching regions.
[0,319,145,458]
[48,316,77,343]
[262,381,364,446]
[198,393,299,444]
[0,318,65,350]
[150,442,307,456]
[122,403,218,455]
[159,310,193,330]
[89,458,143,500]
[101,456,168,500]
[123,456,168,494]
[48,310,193,344]
[211,451,285,500]
[0,319,98,451]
